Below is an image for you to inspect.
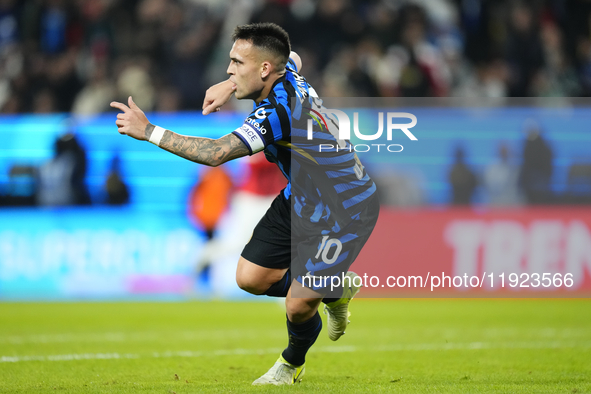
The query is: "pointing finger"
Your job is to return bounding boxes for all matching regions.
[110,102,129,113]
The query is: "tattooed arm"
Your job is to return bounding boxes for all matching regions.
[110,96,250,166]
[147,124,249,166]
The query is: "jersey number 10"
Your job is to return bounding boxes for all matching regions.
[315,235,343,265]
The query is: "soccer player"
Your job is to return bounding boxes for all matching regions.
[110,22,379,385]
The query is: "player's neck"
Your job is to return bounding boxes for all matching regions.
[254,71,285,105]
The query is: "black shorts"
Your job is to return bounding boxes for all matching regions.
[241,192,292,270]
[241,191,380,292]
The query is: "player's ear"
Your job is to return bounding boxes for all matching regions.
[261,61,272,79]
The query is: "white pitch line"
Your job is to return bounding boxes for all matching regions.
[3,327,589,345]
[0,329,283,345]
[2,340,591,363]
[0,353,140,363]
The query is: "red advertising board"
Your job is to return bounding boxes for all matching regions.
[351,207,591,296]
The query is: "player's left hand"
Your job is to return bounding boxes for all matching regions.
[202,79,236,115]
[110,96,150,141]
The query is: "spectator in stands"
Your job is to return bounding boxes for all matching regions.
[483,143,523,206]
[531,22,580,97]
[448,146,478,205]
[453,58,509,99]
[104,154,129,205]
[519,124,554,205]
[375,4,450,97]
[36,131,91,206]
[72,60,115,115]
[506,3,544,97]
[4,0,591,112]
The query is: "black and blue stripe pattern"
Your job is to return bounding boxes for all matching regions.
[231,59,376,230]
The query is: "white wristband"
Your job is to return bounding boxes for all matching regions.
[149,125,166,146]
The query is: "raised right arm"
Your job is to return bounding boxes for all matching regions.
[148,124,249,166]
[111,97,250,167]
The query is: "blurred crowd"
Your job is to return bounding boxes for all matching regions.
[447,126,555,207]
[447,125,591,207]
[2,0,591,115]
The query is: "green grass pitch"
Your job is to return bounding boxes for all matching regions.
[0,299,590,393]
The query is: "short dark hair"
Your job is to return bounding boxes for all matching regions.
[232,23,291,67]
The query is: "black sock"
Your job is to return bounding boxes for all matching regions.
[281,312,322,366]
[263,269,290,298]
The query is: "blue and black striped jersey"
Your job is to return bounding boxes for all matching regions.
[232,58,376,231]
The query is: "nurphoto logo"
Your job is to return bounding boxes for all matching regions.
[306,109,418,153]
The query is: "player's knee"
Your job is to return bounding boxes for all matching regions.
[235,274,266,295]
[285,299,315,323]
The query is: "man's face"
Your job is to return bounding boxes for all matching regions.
[227,40,265,100]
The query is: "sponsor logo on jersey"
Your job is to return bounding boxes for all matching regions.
[255,107,267,119]
[246,117,267,134]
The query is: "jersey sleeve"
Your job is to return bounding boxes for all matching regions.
[231,103,290,155]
